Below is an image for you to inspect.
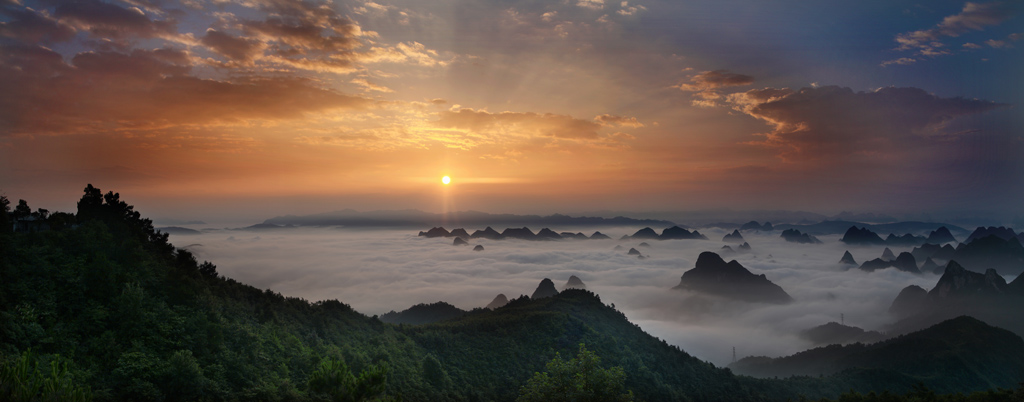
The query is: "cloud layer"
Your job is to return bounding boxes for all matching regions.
[173,226,941,366]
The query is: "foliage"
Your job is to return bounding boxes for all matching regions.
[307,358,389,402]
[517,344,633,402]
[0,350,93,402]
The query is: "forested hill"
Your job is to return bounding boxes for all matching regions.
[0,186,792,401]
[0,186,1020,401]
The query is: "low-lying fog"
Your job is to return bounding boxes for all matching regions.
[171,226,943,367]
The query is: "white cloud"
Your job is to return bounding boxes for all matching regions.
[172,226,947,366]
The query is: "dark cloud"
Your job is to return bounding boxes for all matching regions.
[200,28,263,63]
[891,1,1013,59]
[0,5,76,43]
[730,86,1008,161]
[53,0,179,41]
[0,45,371,135]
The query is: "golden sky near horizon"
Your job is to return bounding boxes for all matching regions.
[0,0,1022,221]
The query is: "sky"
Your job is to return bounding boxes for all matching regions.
[1,0,1022,222]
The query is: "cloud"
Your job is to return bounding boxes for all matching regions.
[677,70,755,107]
[200,28,264,63]
[617,1,646,16]
[53,0,183,43]
[577,0,604,11]
[892,2,1013,59]
[0,5,76,43]
[727,85,1008,162]
[0,45,371,135]
[171,226,944,367]
[436,108,603,140]
[880,57,917,67]
[594,114,644,128]
[351,78,394,93]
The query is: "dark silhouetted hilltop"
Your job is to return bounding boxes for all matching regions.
[950,235,1024,276]
[920,257,941,274]
[911,243,956,263]
[485,294,508,310]
[730,316,1024,394]
[380,301,467,325]
[740,221,773,231]
[673,252,792,304]
[470,226,502,239]
[420,227,451,238]
[889,285,928,317]
[453,237,469,246]
[841,226,885,245]
[660,226,708,240]
[781,229,821,244]
[535,228,561,240]
[629,227,660,239]
[589,231,611,239]
[501,227,536,240]
[449,228,470,238]
[885,233,926,246]
[156,226,202,235]
[564,275,586,290]
[965,226,1020,243]
[881,247,896,261]
[723,229,744,242]
[800,322,886,346]
[473,244,484,251]
[530,278,559,299]
[839,250,857,265]
[927,226,957,244]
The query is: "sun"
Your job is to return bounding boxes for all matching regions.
[442,176,451,185]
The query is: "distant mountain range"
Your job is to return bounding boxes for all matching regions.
[260,209,675,228]
[730,316,1024,394]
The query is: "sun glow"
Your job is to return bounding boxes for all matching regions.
[442,176,451,185]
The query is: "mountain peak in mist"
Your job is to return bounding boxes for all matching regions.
[889,285,928,317]
[471,227,502,239]
[485,294,508,310]
[780,229,821,244]
[723,229,744,242]
[673,252,792,304]
[881,247,896,261]
[590,231,611,240]
[531,278,559,299]
[926,226,957,244]
[839,250,857,265]
[929,261,1008,299]
[564,275,586,290]
[840,226,886,245]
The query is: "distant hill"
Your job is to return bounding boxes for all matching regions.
[886,260,1024,337]
[156,226,202,235]
[774,221,968,236]
[379,301,468,325]
[730,316,1024,394]
[799,322,886,346]
[262,209,674,228]
[673,252,793,304]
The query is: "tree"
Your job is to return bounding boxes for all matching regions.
[0,195,10,234]
[13,199,30,220]
[517,344,633,402]
[307,357,389,402]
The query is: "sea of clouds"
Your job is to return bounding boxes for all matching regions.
[171,226,947,366]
